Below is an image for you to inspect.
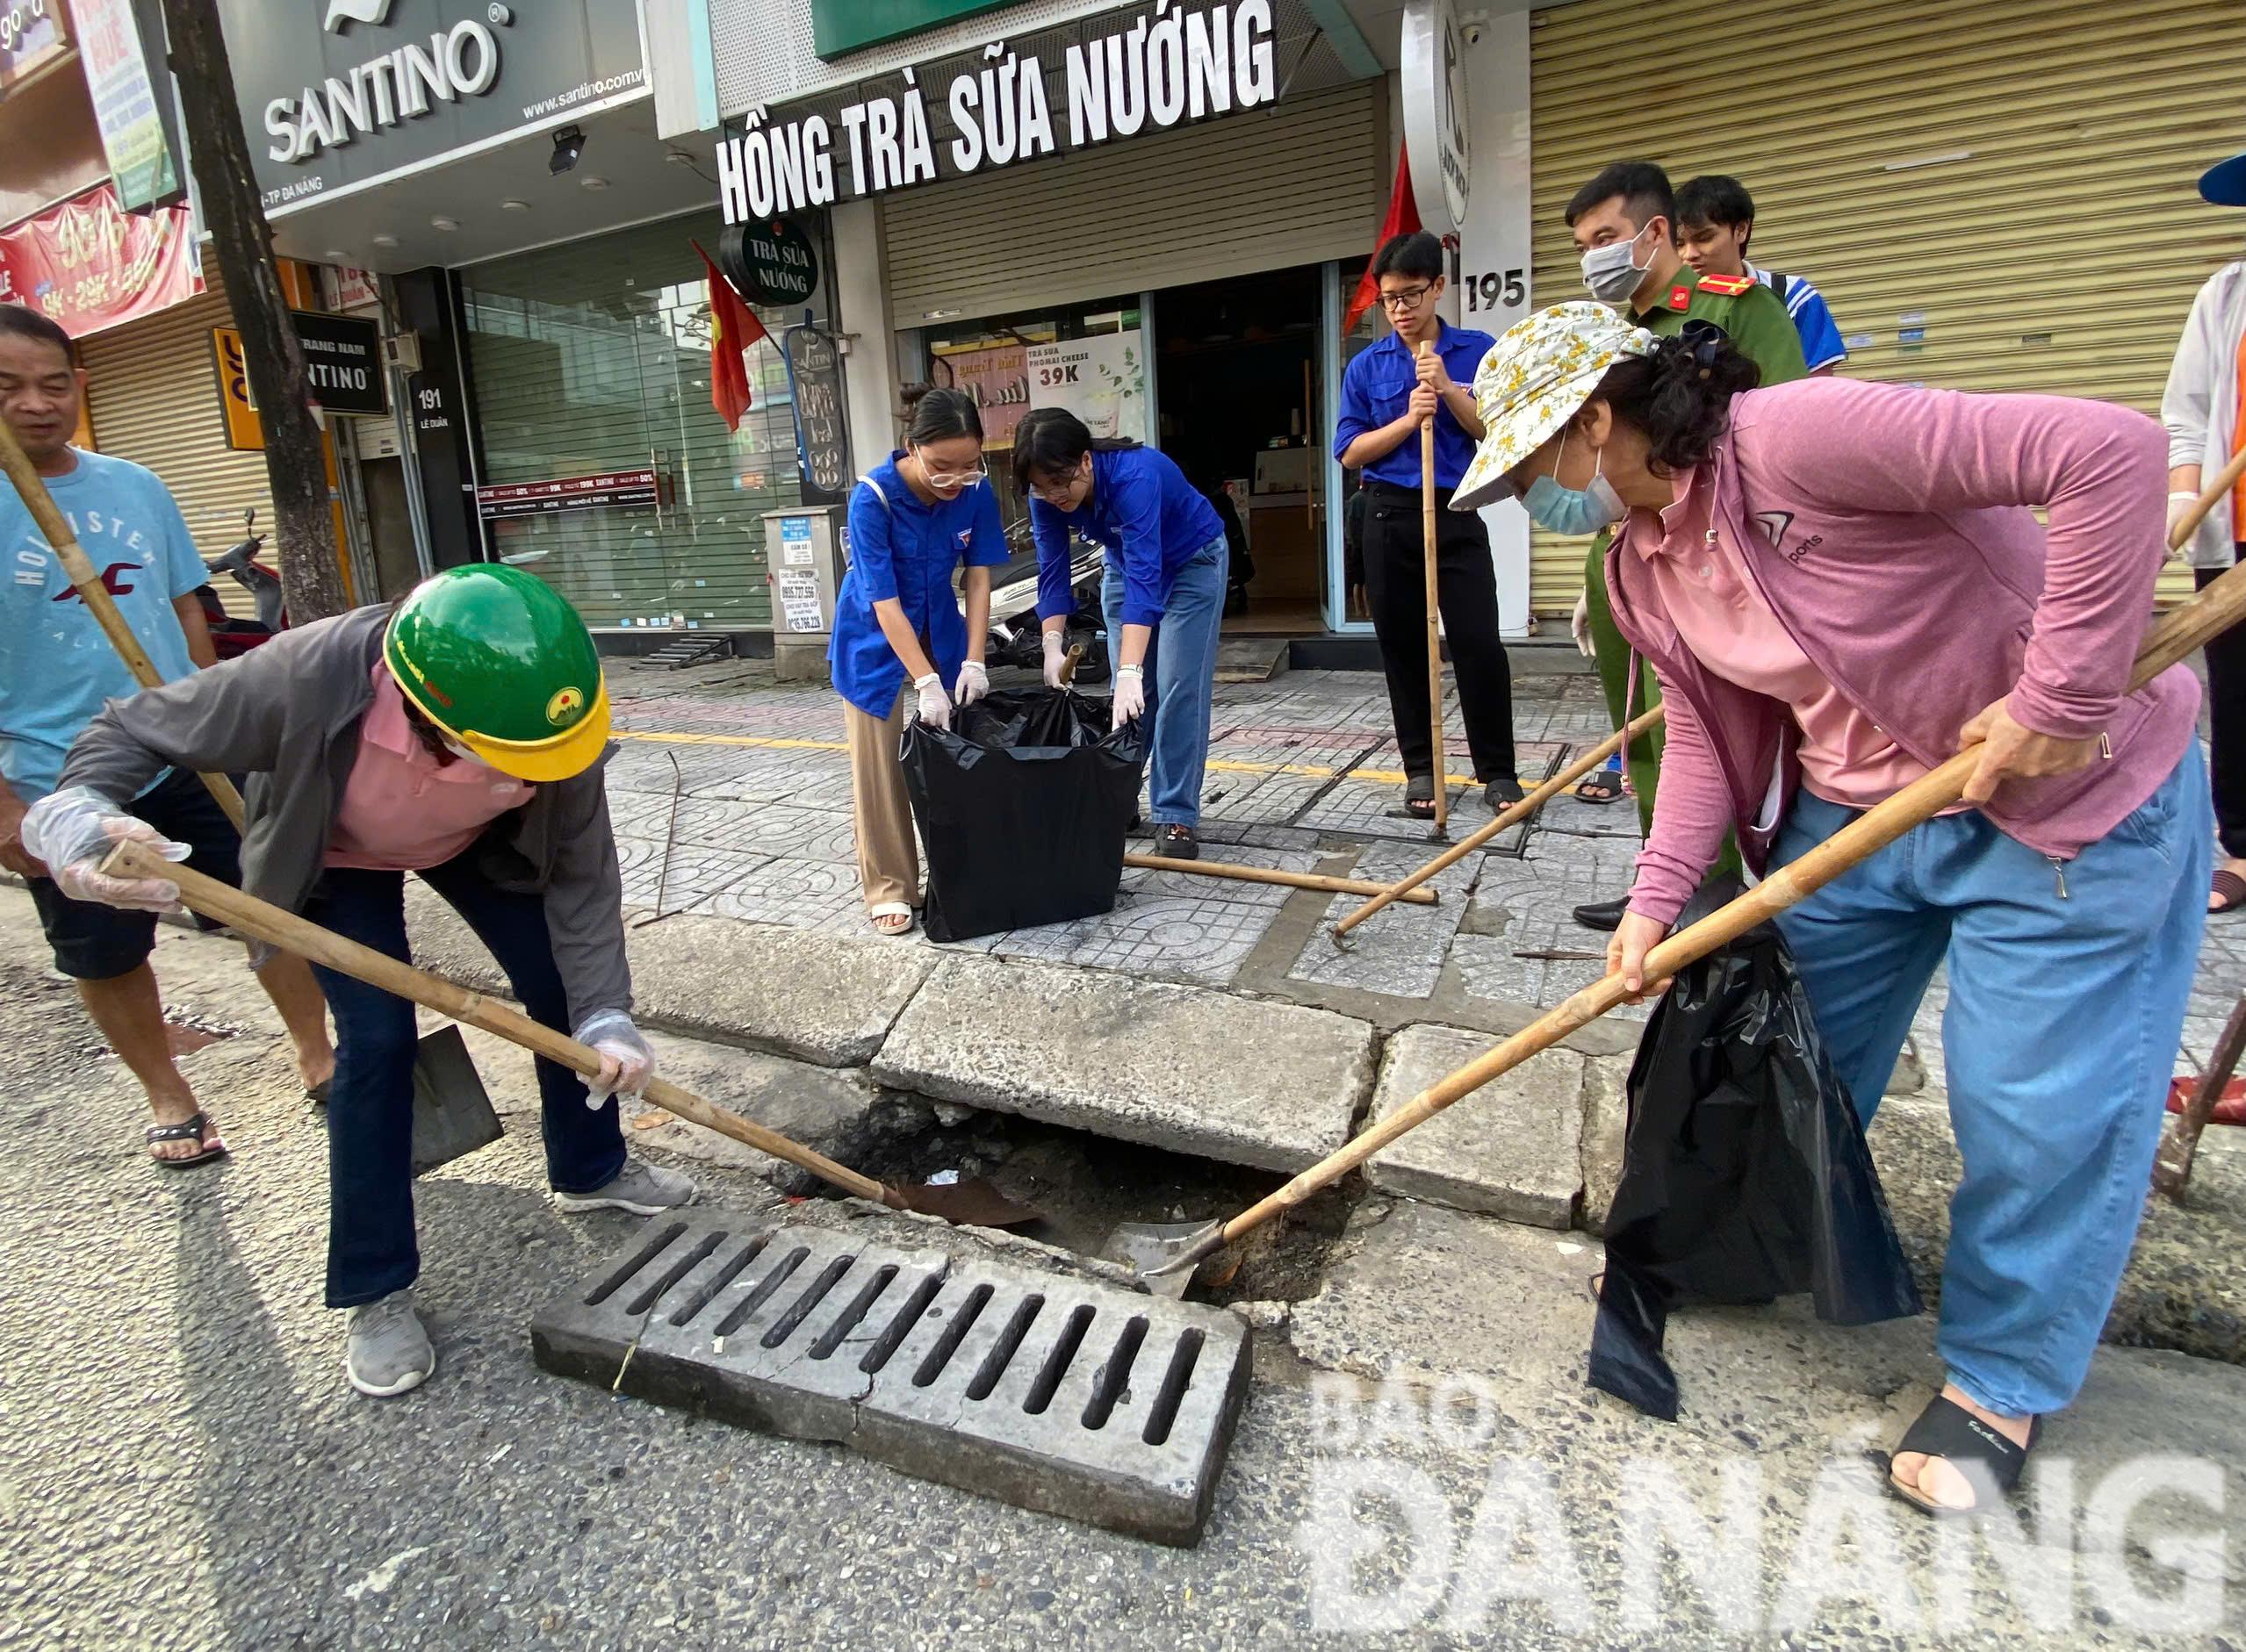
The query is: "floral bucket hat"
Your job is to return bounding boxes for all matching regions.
[1453,302,1656,512]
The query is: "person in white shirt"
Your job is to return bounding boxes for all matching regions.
[2161,146,2246,913]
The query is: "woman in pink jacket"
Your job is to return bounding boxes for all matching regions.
[1457,303,2207,1516]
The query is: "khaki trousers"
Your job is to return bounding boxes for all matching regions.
[845,688,918,913]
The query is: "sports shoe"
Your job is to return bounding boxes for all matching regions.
[551,1156,697,1217]
[346,1289,435,1397]
[1155,823,1200,861]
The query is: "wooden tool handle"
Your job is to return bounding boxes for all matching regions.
[0,419,245,829]
[1417,341,1447,832]
[2170,445,2246,552]
[104,843,896,1207]
[1058,641,1085,686]
[1334,705,1666,938]
[1216,557,2246,1249]
[1121,852,1438,903]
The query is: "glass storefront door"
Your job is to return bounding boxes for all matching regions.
[460,210,831,633]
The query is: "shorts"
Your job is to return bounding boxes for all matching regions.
[27,769,241,980]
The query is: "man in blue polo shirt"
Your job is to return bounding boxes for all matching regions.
[0,303,332,1166]
[1334,232,1521,819]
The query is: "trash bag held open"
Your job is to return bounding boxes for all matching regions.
[1589,880,1923,1422]
[901,688,1147,944]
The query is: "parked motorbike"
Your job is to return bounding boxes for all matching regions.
[976,515,1110,683]
[193,508,287,660]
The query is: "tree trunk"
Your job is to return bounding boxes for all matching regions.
[160,0,351,623]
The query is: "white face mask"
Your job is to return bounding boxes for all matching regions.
[442,737,483,765]
[1580,223,1655,305]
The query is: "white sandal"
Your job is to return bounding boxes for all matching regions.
[867,901,916,937]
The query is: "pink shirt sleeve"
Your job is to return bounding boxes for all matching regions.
[1734,380,2169,741]
[1629,658,1741,928]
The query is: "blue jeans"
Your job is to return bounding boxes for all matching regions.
[1102,535,1228,828]
[306,852,627,1309]
[1769,747,2209,1417]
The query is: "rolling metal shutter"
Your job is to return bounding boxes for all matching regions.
[1525,0,2245,616]
[80,271,277,619]
[884,81,1383,324]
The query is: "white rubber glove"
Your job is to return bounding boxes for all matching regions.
[913,672,953,730]
[1570,590,1595,658]
[573,1009,656,1104]
[2168,491,2202,562]
[1041,629,1068,689]
[1112,664,1147,726]
[954,658,990,707]
[21,787,188,912]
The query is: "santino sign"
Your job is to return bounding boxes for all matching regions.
[716,0,1278,221]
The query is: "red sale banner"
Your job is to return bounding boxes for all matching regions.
[0,181,202,338]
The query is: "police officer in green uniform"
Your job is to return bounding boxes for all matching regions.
[1561,161,1809,929]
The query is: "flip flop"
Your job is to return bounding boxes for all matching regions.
[1574,768,1625,804]
[147,1111,227,1169]
[2212,869,2246,916]
[1885,1394,2041,1517]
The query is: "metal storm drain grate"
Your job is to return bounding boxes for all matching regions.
[531,1214,1251,1546]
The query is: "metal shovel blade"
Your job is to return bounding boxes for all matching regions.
[408,1024,503,1174]
[1100,1219,1225,1298]
[887,1177,1042,1228]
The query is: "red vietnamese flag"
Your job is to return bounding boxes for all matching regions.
[696,241,768,432]
[1343,142,1423,335]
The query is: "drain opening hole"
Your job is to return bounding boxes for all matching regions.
[1024,1304,1096,1417]
[1080,1315,1149,1431]
[627,1229,726,1317]
[670,1232,772,1326]
[584,1220,687,1307]
[911,1283,993,1388]
[965,1295,1045,1402]
[860,1273,945,1375]
[713,1245,809,1338]
[1141,1329,1205,1446]
[762,1253,856,1349]
[810,1265,899,1360]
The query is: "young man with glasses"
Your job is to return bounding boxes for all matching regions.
[1334,231,1523,820]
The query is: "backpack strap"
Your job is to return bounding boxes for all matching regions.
[857,473,891,511]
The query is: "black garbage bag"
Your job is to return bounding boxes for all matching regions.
[1588,880,1923,1421]
[900,687,1147,943]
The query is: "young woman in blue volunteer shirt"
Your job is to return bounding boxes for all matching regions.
[828,385,1008,935]
[1018,407,1227,861]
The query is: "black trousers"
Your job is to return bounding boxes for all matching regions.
[1361,481,1517,783]
[2199,564,2246,859]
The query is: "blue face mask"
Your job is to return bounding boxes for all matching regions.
[1521,430,1626,536]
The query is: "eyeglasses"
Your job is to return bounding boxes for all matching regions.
[1030,479,1079,505]
[1379,284,1434,311]
[917,455,987,488]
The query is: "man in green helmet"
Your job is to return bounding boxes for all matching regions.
[25,564,692,1399]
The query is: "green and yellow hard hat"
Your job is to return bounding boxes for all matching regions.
[382,564,608,783]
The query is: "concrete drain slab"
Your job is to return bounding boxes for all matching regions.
[531,1214,1251,1546]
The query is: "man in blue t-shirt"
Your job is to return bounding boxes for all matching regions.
[1675,174,1849,375]
[1334,232,1522,821]
[0,304,331,1165]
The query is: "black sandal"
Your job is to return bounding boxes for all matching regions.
[1886,1395,2041,1516]
[1483,778,1526,811]
[146,1112,227,1169]
[1399,774,1436,820]
[1574,767,1625,805]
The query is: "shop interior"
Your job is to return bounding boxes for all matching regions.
[1151,264,1327,636]
[922,265,1336,643]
